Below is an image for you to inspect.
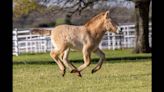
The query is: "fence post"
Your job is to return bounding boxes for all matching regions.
[120,29,123,50]
[45,38,48,52]
[107,32,111,49]
[43,38,47,53]
[127,26,131,48]
[126,27,129,48]
[125,27,128,48]
[14,28,19,56]
[112,33,116,50]
[25,33,28,53]
[30,30,32,53]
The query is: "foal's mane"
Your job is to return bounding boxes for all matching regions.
[84,11,106,27]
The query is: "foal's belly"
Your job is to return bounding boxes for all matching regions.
[67,40,83,50]
[66,39,99,51]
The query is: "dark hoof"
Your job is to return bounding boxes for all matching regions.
[62,73,65,77]
[91,69,96,74]
[61,69,66,77]
[77,72,82,77]
[70,69,78,73]
[70,69,82,77]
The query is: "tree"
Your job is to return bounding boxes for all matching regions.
[13,0,45,27]
[132,0,151,53]
[13,0,40,17]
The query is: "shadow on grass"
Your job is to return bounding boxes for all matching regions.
[13,56,151,65]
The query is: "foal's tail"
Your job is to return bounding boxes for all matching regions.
[31,28,52,36]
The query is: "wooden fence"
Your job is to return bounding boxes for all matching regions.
[13,24,152,56]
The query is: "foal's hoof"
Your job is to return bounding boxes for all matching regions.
[91,69,97,74]
[60,70,66,77]
[77,73,82,77]
[62,73,65,77]
[77,71,82,77]
[70,69,79,73]
[74,71,82,77]
[70,69,82,77]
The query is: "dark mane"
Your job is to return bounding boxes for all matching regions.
[84,11,106,27]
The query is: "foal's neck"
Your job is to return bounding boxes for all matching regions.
[86,24,106,41]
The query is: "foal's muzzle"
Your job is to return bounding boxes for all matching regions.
[115,27,120,34]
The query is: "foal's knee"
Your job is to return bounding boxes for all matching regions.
[85,62,91,67]
[50,51,58,58]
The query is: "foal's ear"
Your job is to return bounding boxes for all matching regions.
[104,11,110,18]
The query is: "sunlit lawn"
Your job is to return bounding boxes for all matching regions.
[13,49,151,92]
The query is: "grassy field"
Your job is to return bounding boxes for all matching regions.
[13,49,152,92]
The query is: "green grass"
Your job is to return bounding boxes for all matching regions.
[13,49,151,63]
[13,49,152,92]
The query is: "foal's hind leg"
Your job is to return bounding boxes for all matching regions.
[50,50,66,76]
[61,48,81,77]
[92,48,105,74]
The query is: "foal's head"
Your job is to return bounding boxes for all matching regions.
[103,11,119,33]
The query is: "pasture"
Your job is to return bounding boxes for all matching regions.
[13,49,151,92]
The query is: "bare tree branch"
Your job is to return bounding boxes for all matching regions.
[65,0,99,16]
[38,0,100,17]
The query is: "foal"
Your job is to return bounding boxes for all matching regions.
[32,11,118,77]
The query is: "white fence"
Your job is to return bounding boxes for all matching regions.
[13,24,152,56]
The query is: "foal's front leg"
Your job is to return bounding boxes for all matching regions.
[92,48,105,73]
[77,46,91,72]
[61,48,81,77]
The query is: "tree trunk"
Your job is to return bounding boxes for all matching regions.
[133,0,151,53]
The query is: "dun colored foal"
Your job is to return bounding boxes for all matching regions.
[32,11,119,77]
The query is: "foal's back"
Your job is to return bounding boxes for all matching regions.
[51,24,89,50]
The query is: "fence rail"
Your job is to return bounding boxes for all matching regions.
[13,24,152,56]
